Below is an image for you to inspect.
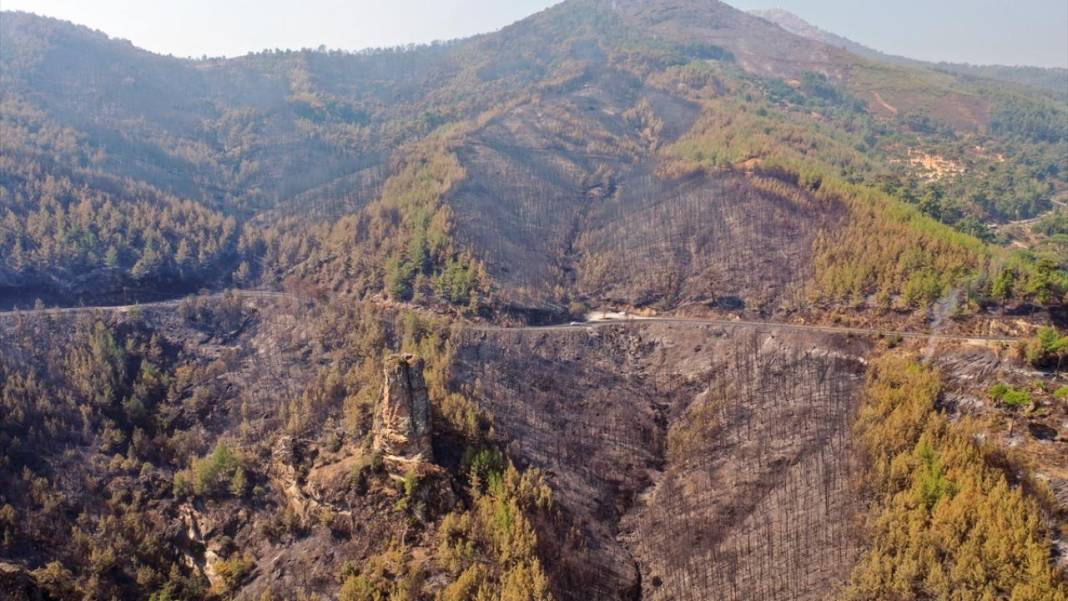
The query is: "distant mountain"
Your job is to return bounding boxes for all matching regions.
[750,8,874,58]
[937,62,1068,98]
[751,7,1068,98]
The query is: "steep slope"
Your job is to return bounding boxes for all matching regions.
[4,1,1066,314]
[0,12,436,213]
[0,297,564,600]
[416,0,1016,317]
[2,6,1068,598]
[453,323,871,599]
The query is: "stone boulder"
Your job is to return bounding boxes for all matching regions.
[372,354,433,464]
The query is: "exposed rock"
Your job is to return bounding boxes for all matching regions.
[176,502,227,591]
[271,435,300,483]
[373,354,433,465]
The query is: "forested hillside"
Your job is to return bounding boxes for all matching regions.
[1,1,1067,599]
[2,0,1067,315]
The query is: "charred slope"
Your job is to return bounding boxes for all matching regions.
[0,297,334,598]
[445,59,847,317]
[573,171,846,313]
[0,0,880,273]
[0,297,566,600]
[435,0,860,317]
[452,323,871,600]
[445,65,704,313]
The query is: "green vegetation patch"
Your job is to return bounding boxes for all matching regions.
[846,354,1067,600]
[1025,326,1068,369]
[173,442,247,499]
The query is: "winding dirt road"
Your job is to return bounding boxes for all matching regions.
[471,315,1025,344]
[0,292,1025,344]
[0,290,292,320]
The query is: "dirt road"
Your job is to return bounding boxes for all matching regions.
[0,293,1025,344]
[0,290,292,320]
[472,315,1024,344]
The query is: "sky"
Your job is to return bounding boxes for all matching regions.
[3,0,1066,68]
[729,0,1068,68]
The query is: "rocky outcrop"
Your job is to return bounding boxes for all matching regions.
[373,354,433,464]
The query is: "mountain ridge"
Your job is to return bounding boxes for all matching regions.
[1,2,1067,600]
[6,0,1061,315]
[750,7,1068,98]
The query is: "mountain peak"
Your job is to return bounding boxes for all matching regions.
[547,0,852,79]
[750,8,883,58]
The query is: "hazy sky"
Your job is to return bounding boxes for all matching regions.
[730,0,1068,68]
[3,0,1066,68]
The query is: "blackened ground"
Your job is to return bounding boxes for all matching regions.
[453,323,871,600]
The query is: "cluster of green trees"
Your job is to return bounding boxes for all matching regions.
[990,92,1068,145]
[887,167,1046,232]
[373,143,485,309]
[375,140,467,301]
[847,354,1067,600]
[760,71,869,116]
[0,315,223,600]
[810,180,988,308]
[886,82,1068,228]
[337,456,554,601]
[431,458,554,601]
[987,383,1033,409]
[242,133,487,310]
[1034,208,1068,237]
[760,62,1068,229]
[990,254,1068,304]
[1024,326,1068,369]
[0,154,239,290]
[173,442,248,498]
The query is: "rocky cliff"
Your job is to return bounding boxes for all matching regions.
[373,354,434,465]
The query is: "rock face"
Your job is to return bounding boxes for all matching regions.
[373,354,433,463]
